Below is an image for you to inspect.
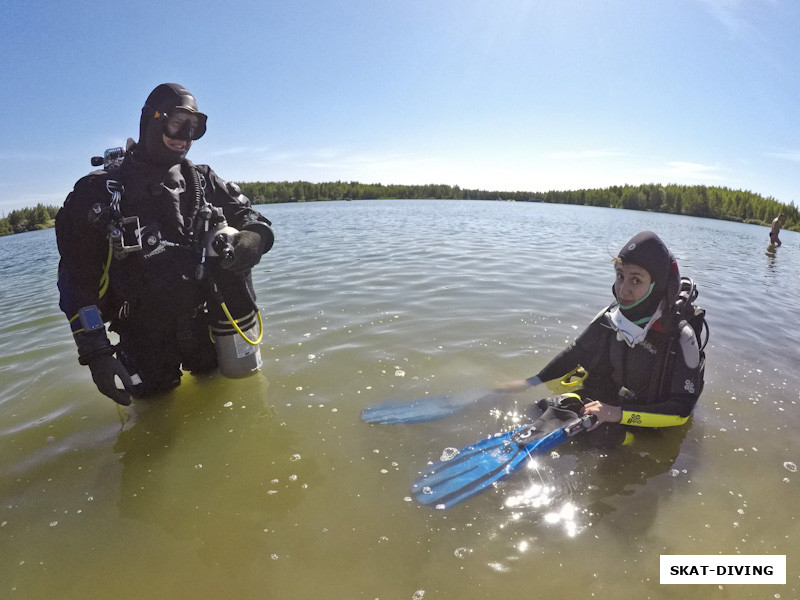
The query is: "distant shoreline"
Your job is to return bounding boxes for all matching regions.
[3,180,797,237]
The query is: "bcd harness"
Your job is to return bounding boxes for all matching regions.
[86,155,262,347]
[615,276,708,427]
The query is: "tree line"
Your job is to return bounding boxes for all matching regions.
[2,182,797,237]
[239,180,798,230]
[0,204,59,236]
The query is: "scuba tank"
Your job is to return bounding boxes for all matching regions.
[207,275,263,378]
[197,193,264,379]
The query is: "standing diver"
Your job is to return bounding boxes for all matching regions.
[56,83,274,406]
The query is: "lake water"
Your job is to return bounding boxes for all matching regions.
[1,200,798,599]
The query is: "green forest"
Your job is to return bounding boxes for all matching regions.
[0,204,59,236]
[1,181,797,237]
[239,181,798,230]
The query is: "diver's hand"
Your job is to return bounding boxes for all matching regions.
[221,224,274,274]
[87,355,133,406]
[221,230,263,274]
[581,400,622,430]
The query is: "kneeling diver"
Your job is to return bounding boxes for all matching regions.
[498,231,707,446]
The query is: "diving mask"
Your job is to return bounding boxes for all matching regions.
[158,107,207,141]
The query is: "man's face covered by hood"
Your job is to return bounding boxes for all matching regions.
[138,83,207,167]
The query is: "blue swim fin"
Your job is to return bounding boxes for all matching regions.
[411,407,595,509]
[360,389,493,424]
[361,367,588,425]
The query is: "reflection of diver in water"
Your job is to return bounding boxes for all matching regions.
[113,380,314,570]
[766,242,778,262]
[574,419,694,535]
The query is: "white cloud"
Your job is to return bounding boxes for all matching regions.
[547,149,627,160]
[638,160,729,186]
[766,150,800,162]
[696,0,778,38]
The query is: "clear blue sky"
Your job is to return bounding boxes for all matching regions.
[2,0,799,213]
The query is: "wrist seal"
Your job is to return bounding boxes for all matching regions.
[74,329,115,366]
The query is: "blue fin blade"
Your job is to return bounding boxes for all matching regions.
[360,389,494,425]
[361,368,587,425]
[360,396,460,424]
[411,426,571,509]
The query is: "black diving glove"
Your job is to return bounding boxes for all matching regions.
[221,225,274,274]
[87,354,134,406]
[75,328,133,406]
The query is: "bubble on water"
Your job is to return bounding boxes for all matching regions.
[289,474,297,481]
[670,469,680,477]
[412,591,425,600]
[454,547,472,559]
[783,461,797,473]
[395,370,406,377]
[271,554,279,560]
[440,447,459,461]
[308,354,316,360]
[290,454,301,461]
[224,401,233,407]
[421,486,432,495]
[50,521,58,527]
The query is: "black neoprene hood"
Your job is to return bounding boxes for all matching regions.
[617,230,672,295]
[137,83,204,167]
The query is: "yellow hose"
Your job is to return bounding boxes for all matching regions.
[218,300,263,345]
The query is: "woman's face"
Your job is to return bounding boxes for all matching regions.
[614,262,652,306]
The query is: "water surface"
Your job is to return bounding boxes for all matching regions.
[1,200,798,599]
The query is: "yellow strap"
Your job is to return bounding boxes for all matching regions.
[98,243,113,298]
[69,312,84,335]
[544,365,588,394]
[620,410,689,428]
